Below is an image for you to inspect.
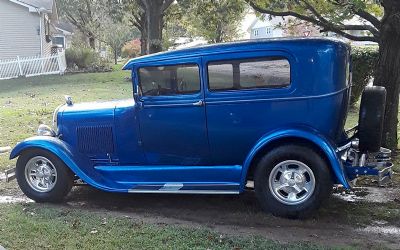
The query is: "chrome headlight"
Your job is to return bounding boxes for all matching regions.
[37,124,56,137]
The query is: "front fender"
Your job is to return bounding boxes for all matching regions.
[241,126,350,191]
[10,136,116,191]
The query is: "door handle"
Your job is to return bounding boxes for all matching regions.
[192,100,204,106]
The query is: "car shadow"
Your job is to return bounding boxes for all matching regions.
[63,185,354,228]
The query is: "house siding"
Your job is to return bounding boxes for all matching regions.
[40,14,53,56]
[0,0,42,60]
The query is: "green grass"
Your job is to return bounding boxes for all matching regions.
[0,203,326,250]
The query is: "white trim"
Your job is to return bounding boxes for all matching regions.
[8,0,39,12]
[55,27,73,35]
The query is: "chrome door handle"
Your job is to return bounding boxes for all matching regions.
[192,100,204,106]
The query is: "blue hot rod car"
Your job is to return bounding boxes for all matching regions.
[10,38,392,218]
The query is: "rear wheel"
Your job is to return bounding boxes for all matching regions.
[254,144,333,219]
[16,149,74,202]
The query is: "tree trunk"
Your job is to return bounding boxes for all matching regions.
[140,24,148,55]
[114,48,118,65]
[146,4,163,54]
[373,0,400,151]
[88,33,96,50]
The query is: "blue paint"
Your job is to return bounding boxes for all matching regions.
[11,38,354,193]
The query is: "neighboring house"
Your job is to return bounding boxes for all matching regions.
[239,10,286,40]
[0,0,58,60]
[249,16,285,39]
[53,21,74,51]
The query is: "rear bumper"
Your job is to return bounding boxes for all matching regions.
[343,146,393,186]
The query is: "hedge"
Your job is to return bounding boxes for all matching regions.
[350,46,379,106]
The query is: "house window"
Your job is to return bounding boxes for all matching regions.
[138,64,200,96]
[53,36,65,48]
[208,57,291,91]
[266,27,272,35]
[253,29,259,37]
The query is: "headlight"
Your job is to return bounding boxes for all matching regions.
[37,124,56,137]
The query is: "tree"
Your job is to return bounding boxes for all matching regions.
[246,0,400,151]
[58,0,104,49]
[100,19,138,64]
[108,0,173,54]
[178,0,246,43]
[140,0,174,53]
[111,0,148,55]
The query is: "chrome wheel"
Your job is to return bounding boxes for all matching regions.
[24,156,57,193]
[269,160,315,205]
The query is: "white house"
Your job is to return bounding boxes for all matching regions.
[0,0,58,60]
[249,16,285,39]
[238,10,286,40]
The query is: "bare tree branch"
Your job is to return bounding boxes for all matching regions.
[354,9,381,28]
[161,0,174,12]
[299,0,380,37]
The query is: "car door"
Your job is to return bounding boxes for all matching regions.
[136,57,209,165]
[203,51,294,165]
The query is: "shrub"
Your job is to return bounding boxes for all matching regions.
[65,47,112,73]
[350,46,379,106]
[121,39,141,59]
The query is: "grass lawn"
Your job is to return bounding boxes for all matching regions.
[0,203,327,250]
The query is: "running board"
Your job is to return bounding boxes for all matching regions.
[128,183,240,194]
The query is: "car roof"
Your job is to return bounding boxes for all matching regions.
[122,37,348,70]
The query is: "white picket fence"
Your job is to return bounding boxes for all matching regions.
[0,52,67,80]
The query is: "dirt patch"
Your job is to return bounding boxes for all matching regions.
[0,195,32,204]
[333,186,400,203]
[1,182,400,249]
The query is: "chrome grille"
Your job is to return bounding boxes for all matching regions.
[77,125,114,154]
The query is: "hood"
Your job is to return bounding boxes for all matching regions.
[60,99,124,113]
[56,99,136,160]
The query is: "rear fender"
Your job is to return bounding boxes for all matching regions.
[241,126,350,191]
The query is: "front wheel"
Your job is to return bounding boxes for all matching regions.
[254,144,333,219]
[16,149,74,202]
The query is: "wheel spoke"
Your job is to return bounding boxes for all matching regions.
[287,192,297,201]
[293,185,302,193]
[273,183,289,192]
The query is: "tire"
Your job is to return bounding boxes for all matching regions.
[254,144,333,219]
[358,86,386,153]
[16,149,74,203]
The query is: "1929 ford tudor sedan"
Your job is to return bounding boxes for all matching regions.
[10,38,393,218]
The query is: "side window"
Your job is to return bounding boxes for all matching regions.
[207,63,233,90]
[208,57,290,91]
[138,64,200,96]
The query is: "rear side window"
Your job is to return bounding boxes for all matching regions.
[208,57,290,91]
[138,64,200,96]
